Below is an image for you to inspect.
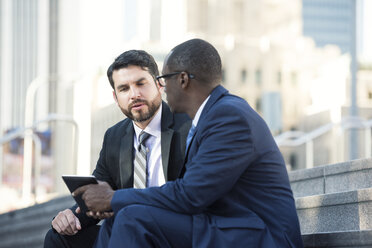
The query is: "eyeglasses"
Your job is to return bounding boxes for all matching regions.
[156,71,195,87]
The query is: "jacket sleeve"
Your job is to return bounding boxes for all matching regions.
[111,102,257,214]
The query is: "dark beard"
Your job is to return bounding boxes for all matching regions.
[122,98,161,123]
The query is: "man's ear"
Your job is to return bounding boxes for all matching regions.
[112,91,118,103]
[154,79,165,94]
[180,72,190,89]
[155,79,162,89]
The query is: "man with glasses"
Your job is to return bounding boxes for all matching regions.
[76,39,303,247]
[43,50,190,248]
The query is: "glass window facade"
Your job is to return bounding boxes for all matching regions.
[302,0,353,54]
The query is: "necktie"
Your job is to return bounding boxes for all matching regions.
[133,131,151,188]
[186,124,196,150]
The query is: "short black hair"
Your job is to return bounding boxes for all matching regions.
[107,50,159,89]
[167,39,222,84]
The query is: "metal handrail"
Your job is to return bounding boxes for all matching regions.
[23,75,78,203]
[0,113,79,203]
[275,116,372,168]
[275,123,334,147]
[0,129,42,204]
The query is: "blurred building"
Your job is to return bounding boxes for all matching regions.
[186,0,356,169]
[1,0,371,212]
[0,0,50,147]
[302,0,355,54]
[0,0,53,210]
[89,0,360,170]
[0,0,86,210]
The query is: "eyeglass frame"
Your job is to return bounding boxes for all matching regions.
[156,71,195,87]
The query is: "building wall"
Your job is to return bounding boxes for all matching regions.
[10,0,39,127]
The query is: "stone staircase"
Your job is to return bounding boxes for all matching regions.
[0,158,371,247]
[0,196,74,248]
[289,158,372,247]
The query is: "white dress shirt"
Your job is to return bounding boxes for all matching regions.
[192,95,210,126]
[133,104,165,187]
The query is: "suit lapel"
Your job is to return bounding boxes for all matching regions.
[181,130,194,176]
[183,85,228,167]
[199,85,228,119]
[160,103,174,181]
[119,122,134,188]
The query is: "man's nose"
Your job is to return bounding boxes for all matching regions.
[129,86,141,99]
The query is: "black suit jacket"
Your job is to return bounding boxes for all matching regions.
[75,102,191,227]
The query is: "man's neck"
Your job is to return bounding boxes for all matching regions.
[134,121,149,130]
[186,85,215,119]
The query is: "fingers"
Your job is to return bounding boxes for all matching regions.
[72,185,88,197]
[75,207,81,214]
[76,182,114,213]
[98,180,108,186]
[102,212,114,219]
[75,215,82,230]
[65,211,81,233]
[52,209,80,235]
[86,211,114,219]
[86,211,101,219]
[52,217,63,233]
[60,210,77,235]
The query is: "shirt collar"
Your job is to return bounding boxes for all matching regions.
[133,103,162,141]
[192,95,210,127]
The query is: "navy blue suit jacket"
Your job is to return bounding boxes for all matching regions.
[111,86,303,247]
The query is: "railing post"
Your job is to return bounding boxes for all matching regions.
[340,127,345,162]
[0,144,2,186]
[365,127,371,158]
[22,133,42,204]
[306,140,314,169]
[349,0,359,160]
[22,131,34,203]
[23,76,47,203]
[32,133,42,202]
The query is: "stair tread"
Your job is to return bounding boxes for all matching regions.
[302,229,372,247]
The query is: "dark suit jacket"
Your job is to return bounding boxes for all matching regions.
[111,86,303,247]
[74,102,191,228]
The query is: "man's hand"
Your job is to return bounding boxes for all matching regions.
[86,211,115,219]
[52,209,81,235]
[73,180,115,213]
[76,206,114,220]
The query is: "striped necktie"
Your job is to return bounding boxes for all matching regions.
[133,131,151,188]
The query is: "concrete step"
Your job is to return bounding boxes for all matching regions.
[0,214,55,238]
[302,229,372,247]
[0,195,74,248]
[289,158,372,198]
[296,187,372,234]
[0,232,46,248]
[0,195,73,223]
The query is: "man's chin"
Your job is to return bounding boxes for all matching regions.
[131,112,151,123]
[130,108,147,117]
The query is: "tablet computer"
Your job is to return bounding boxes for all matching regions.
[62,175,98,213]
